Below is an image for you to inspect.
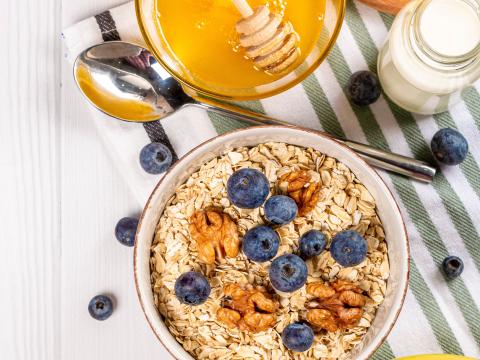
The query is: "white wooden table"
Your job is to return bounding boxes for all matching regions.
[1,0,172,358]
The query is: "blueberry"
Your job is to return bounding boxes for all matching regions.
[174,271,211,305]
[242,226,280,262]
[269,254,308,292]
[299,230,327,259]
[227,168,269,209]
[431,128,468,165]
[115,217,139,247]
[140,142,173,174]
[442,256,464,279]
[264,195,298,225]
[88,295,114,321]
[282,322,314,352]
[330,230,367,267]
[347,71,381,106]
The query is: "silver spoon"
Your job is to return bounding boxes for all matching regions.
[73,41,436,182]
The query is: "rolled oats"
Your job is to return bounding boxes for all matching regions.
[150,143,390,359]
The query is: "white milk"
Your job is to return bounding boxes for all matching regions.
[378,0,480,114]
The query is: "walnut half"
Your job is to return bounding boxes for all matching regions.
[279,170,321,216]
[189,209,240,265]
[306,280,366,332]
[217,284,279,333]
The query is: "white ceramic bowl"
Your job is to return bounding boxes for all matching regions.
[134,126,410,360]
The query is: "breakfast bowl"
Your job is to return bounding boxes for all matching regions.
[134,126,410,360]
[135,0,346,100]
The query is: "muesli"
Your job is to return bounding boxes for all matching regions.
[150,142,389,360]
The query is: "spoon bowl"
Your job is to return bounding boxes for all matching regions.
[74,41,193,122]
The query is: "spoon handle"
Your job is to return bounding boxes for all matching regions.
[193,101,436,183]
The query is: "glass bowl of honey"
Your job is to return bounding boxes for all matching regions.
[135,0,345,100]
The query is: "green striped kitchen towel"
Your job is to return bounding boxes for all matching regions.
[63,1,480,358]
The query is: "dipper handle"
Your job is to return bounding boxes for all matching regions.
[232,0,254,18]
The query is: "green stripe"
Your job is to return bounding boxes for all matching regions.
[209,112,248,134]
[231,100,265,114]
[336,2,480,345]
[462,87,480,132]
[379,13,394,29]
[302,75,345,138]
[371,342,395,360]
[409,262,464,354]
[207,100,264,134]
[433,112,480,199]
[345,3,480,272]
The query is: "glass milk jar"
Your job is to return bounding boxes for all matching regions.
[378,0,480,115]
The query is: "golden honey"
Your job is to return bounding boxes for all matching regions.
[152,0,326,90]
[76,65,158,122]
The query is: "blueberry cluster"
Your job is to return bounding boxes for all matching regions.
[226,168,369,351]
[168,168,372,351]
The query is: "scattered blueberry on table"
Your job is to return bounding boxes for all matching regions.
[227,168,269,208]
[346,71,381,106]
[174,271,211,306]
[282,322,314,352]
[330,230,367,267]
[115,217,139,247]
[242,226,280,262]
[139,142,173,174]
[299,230,327,259]
[442,256,464,279]
[431,128,468,165]
[264,195,298,225]
[88,295,114,321]
[269,254,308,293]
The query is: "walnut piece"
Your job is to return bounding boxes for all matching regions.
[279,170,321,216]
[217,308,241,328]
[306,282,337,299]
[189,209,240,264]
[240,312,277,333]
[339,290,366,307]
[332,279,363,293]
[306,280,366,332]
[217,284,279,333]
[338,307,363,327]
[307,309,339,332]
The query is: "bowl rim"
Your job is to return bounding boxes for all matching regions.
[134,125,410,360]
[134,0,347,101]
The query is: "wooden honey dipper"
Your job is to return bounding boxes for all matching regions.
[232,0,300,74]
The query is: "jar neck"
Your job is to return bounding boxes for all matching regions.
[407,0,480,71]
